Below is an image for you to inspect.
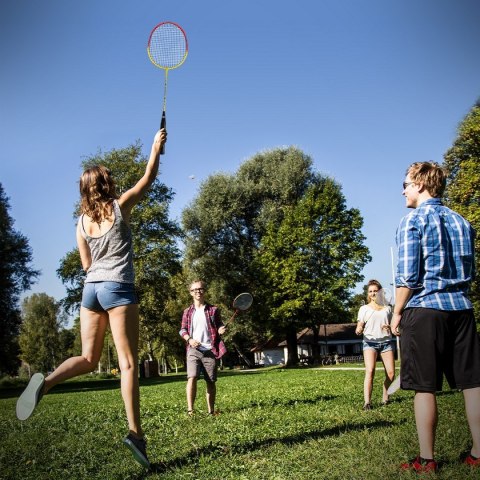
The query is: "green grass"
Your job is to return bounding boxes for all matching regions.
[0,366,477,479]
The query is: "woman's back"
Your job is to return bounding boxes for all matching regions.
[80,200,134,283]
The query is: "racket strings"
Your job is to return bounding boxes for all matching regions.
[149,24,187,69]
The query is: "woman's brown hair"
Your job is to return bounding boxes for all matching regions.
[79,165,119,224]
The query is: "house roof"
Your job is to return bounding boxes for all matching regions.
[252,323,358,350]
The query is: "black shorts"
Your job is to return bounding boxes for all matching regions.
[400,307,480,392]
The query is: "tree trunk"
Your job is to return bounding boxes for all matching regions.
[285,325,298,366]
[311,324,320,364]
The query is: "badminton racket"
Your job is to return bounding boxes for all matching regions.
[147,21,188,154]
[375,288,393,307]
[226,293,253,325]
[387,374,401,395]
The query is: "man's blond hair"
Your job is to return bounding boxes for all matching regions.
[407,161,446,198]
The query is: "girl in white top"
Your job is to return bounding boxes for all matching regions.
[356,279,396,410]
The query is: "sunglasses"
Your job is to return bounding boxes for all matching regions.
[190,288,205,293]
[402,181,414,190]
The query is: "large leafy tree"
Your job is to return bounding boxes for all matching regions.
[18,293,64,373]
[57,142,182,363]
[182,147,370,363]
[182,148,316,355]
[257,178,370,364]
[443,99,480,320]
[0,183,39,375]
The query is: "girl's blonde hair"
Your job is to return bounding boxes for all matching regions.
[79,165,119,224]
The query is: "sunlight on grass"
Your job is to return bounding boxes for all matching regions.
[0,368,477,479]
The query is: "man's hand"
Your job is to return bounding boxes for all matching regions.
[391,313,402,336]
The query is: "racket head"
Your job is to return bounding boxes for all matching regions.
[375,288,393,307]
[387,376,401,395]
[147,21,188,70]
[232,292,253,311]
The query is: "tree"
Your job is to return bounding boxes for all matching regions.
[257,178,371,364]
[0,183,40,375]
[182,147,370,363]
[18,293,64,373]
[443,99,480,320]
[57,142,182,364]
[182,148,317,358]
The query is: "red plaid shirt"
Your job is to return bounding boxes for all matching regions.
[179,303,227,359]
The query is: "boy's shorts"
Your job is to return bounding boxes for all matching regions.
[400,307,480,392]
[186,348,217,382]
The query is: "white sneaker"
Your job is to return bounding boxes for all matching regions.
[16,373,45,421]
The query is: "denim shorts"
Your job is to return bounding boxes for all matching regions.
[362,339,395,354]
[81,282,138,312]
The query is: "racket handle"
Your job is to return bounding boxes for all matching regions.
[160,112,166,155]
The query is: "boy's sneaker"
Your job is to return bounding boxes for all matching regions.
[464,453,480,466]
[16,373,45,421]
[400,455,438,473]
[123,434,150,469]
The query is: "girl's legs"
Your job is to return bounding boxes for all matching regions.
[108,304,142,438]
[363,348,377,406]
[380,349,395,403]
[44,307,108,393]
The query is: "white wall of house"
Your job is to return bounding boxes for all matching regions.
[255,348,286,365]
[297,345,311,357]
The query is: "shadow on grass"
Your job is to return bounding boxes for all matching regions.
[0,375,189,399]
[131,418,408,478]
[0,368,286,400]
[231,393,338,412]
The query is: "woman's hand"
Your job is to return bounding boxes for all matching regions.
[355,323,364,336]
[152,128,167,155]
[218,326,226,335]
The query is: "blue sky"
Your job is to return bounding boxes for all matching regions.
[1,0,479,307]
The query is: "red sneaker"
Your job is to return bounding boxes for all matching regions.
[400,456,438,473]
[464,453,480,466]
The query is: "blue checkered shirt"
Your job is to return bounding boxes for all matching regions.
[395,198,475,311]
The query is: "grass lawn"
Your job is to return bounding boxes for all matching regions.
[0,366,477,479]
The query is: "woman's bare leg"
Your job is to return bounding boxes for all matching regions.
[380,349,395,402]
[44,307,108,393]
[108,304,142,438]
[363,349,377,405]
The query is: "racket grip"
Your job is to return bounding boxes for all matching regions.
[160,113,166,155]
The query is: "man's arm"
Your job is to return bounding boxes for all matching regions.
[213,307,226,335]
[391,286,413,335]
[179,308,191,340]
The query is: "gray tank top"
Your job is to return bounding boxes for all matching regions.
[80,200,135,283]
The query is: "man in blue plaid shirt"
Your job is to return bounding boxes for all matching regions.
[392,161,480,473]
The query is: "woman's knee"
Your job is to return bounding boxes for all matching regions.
[82,354,100,372]
[118,357,137,373]
[385,369,395,381]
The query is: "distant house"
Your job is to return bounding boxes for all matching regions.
[252,323,363,366]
